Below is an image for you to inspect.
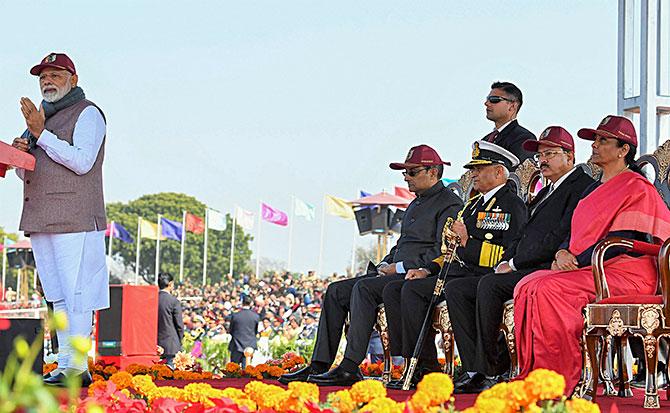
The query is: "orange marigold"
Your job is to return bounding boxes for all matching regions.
[92,374,105,382]
[225,362,241,375]
[109,371,133,390]
[88,379,108,396]
[126,363,149,375]
[43,363,58,375]
[103,365,118,377]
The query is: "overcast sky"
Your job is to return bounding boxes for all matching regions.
[0,1,618,276]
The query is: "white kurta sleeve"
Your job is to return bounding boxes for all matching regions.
[36,106,106,175]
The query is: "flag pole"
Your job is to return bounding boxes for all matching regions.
[1,238,7,301]
[287,196,295,271]
[255,202,262,277]
[229,206,237,277]
[33,268,37,289]
[202,209,209,286]
[179,211,186,283]
[350,220,357,275]
[108,221,114,257]
[135,217,141,284]
[317,196,326,277]
[155,214,162,284]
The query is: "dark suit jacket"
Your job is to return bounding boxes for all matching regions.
[503,168,595,271]
[228,308,260,352]
[157,290,184,356]
[381,181,464,270]
[487,119,536,164]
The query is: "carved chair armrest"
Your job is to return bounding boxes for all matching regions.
[591,237,661,302]
[659,237,670,321]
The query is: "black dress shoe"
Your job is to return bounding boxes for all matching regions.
[307,366,363,387]
[453,372,472,389]
[454,374,501,394]
[44,371,92,387]
[278,365,315,385]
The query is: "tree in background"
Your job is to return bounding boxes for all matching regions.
[106,193,253,284]
[0,227,19,296]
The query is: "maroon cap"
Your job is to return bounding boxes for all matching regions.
[389,144,450,170]
[577,115,638,147]
[523,126,575,152]
[30,52,76,76]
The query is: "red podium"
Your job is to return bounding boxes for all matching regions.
[95,285,160,368]
[0,140,35,177]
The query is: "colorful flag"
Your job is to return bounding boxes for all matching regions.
[394,186,416,200]
[185,212,205,234]
[139,218,166,240]
[208,209,227,231]
[359,190,375,209]
[161,217,183,241]
[1,238,16,252]
[106,222,133,243]
[325,195,355,220]
[294,198,315,221]
[261,203,288,226]
[235,208,255,231]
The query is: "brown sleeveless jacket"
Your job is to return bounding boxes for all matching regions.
[19,99,106,234]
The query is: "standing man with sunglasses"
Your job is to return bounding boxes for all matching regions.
[445,127,594,393]
[279,144,463,386]
[483,81,536,164]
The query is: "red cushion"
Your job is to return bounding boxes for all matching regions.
[596,295,663,305]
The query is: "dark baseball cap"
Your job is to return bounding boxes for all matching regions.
[389,144,450,170]
[577,115,638,147]
[523,126,575,152]
[30,52,76,76]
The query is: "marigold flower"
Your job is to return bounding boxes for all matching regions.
[225,362,241,375]
[360,397,403,413]
[91,374,105,382]
[409,390,432,412]
[566,397,601,413]
[475,396,512,413]
[349,379,386,404]
[109,371,133,390]
[327,390,355,413]
[524,368,566,400]
[87,379,108,396]
[131,374,158,397]
[416,372,454,405]
[507,379,536,409]
[103,365,118,376]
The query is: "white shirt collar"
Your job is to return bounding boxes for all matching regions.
[549,167,577,191]
[482,183,505,203]
[495,119,515,133]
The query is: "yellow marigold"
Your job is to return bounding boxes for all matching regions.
[180,382,226,408]
[327,390,355,413]
[566,398,601,413]
[475,396,512,413]
[244,381,289,410]
[349,379,386,404]
[87,379,108,396]
[279,381,320,413]
[409,390,432,413]
[149,386,183,403]
[220,388,248,400]
[131,374,157,397]
[524,369,566,400]
[416,373,454,405]
[109,371,133,390]
[461,408,479,413]
[360,397,403,413]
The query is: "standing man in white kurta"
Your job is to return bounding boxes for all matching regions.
[11,52,108,386]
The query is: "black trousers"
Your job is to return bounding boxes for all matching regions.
[445,270,529,376]
[311,273,374,366]
[382,267,472,363]
[342,273,406,364]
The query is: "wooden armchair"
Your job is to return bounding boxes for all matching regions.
[580,236,670,409]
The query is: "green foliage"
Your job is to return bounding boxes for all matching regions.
[269,336,315,362]
[106,193,254,284]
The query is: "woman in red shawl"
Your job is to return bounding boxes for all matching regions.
[513,115,670,393]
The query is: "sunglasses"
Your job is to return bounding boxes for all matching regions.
[402,166,431,177]
[486,95,515,104]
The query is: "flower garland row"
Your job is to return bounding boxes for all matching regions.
[80,368,601,413]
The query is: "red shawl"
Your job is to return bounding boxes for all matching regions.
[569,171,670,255]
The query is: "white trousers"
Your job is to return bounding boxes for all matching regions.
[31,231,109,372]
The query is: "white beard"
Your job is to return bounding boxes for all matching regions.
[42,83,72,103]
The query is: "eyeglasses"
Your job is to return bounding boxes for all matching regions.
[402,166,430,177]
[533,150,565,162]
[486,95,515,104]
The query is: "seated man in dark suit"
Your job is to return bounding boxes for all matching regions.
[383,141,528,389]
[229,295,260,367]
[482,81,536,163]
[446,127,595,393]
[279,144,463,385]
[157,272,184,369]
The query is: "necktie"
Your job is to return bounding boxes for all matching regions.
[485,130,499,142]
